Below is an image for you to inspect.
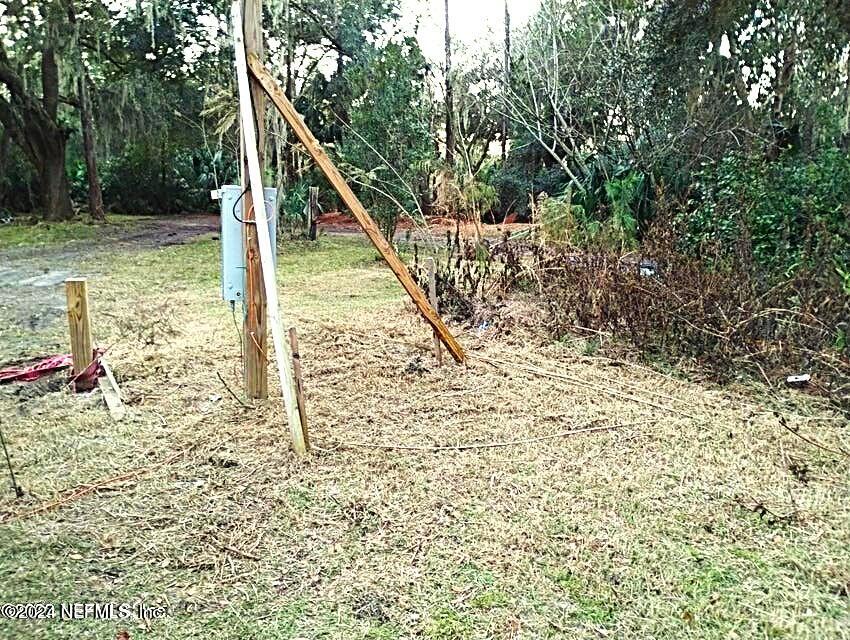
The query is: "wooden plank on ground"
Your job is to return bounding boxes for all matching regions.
[233,1,308,456]
[98,358,126,421]
[246,54,467,364]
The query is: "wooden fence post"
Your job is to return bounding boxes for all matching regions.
[307,186,318,241]
[426,258,443,366]
[65,278,93,382]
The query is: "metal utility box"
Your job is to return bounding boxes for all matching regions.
[217,185,278,303]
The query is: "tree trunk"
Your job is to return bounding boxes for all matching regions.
[78,73,105,220]
[68,0,104,220]
[844,55,850,136]
[444,0,455,167]
[40,44,73,220]
[0,129,11,209]
[40,135,74,221]
[767,35,797,159]
[0,31,74,220]
[41,41,74,220]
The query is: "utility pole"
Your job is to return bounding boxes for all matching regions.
[444,0,455,167]
[234,1,309,454]
[502,0,511,162]
[242,0,268,399]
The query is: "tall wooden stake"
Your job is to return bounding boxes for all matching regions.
[65,277,93,385]
[288,327,309,448]
[242,0,268,400]
[426,258,443,366]
[307,186,318,241]
[233,1,308,456]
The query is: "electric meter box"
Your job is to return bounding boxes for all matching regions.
[217,185,278,303]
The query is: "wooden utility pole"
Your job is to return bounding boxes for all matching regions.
[65,278,93,384]
[242,0,268,399]
[444,0,455,167]
[502,0,511,162]
[234,1,309,456]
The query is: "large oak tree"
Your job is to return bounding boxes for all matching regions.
[0,1,74,220]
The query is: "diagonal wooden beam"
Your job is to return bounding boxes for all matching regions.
[247,54,466,364]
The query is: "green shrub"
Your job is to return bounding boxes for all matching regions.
[537,191,598,245]
[101,143,231,215]
[278,180,309,232]
[338,40,435,239]
[603,171,643,250]
[686,150,850,272]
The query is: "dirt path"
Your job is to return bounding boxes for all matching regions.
[0,215,218,360]
[316,211,532,244]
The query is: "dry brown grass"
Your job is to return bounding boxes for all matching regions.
[0,233,848,639]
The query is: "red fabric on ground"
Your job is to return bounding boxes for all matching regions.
[71,354,103,391]
[0,354,73,383]
[0,351,103,389]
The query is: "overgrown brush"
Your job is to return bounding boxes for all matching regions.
[411,228,530,324]
[413,218,849,408]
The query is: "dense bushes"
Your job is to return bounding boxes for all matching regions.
[98,144,230,216]
[338,41,435,239]
[685,150,850,271]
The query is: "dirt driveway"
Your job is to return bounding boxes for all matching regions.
[0,215,219,362]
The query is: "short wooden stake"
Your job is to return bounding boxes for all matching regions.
[65,278,93,380]
[426,258,443,366]
[98,358,126,421]
[288,327,310,451]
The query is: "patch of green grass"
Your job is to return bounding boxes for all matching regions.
[364,622,403,639]
[454,563,509,611]
[122,237,221,289]
[582,337,601,357]
[89,235,402,315]
[425,607,473,640]
[548,569,616,624]
[470,589,509,610]
[286,487,313,510]
[456,562,495,587]
[680,559,739,602]
[0,215,148,248]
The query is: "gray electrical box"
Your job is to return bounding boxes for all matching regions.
[216,185,278,303]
